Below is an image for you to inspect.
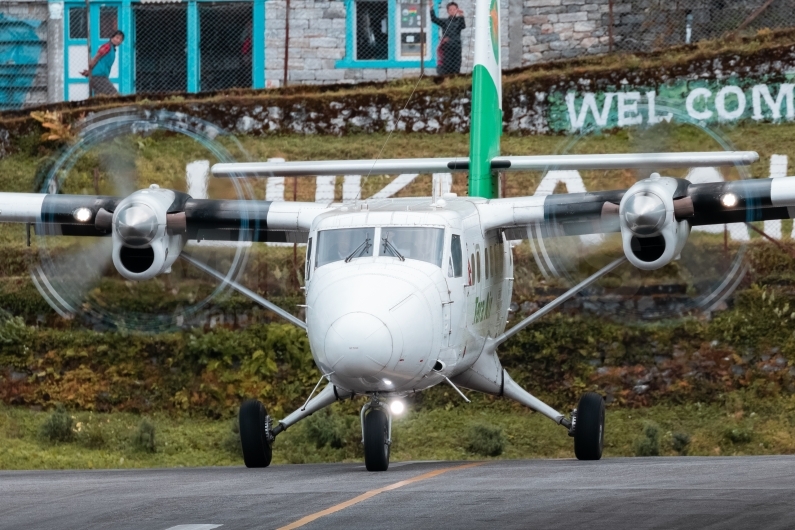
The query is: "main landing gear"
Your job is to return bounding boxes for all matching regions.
[569,392,606,460]
[239,399,273,468]
[239,382,351,468]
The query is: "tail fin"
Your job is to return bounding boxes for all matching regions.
[468,0,502,199]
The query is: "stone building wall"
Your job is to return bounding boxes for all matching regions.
[521,0,612,63]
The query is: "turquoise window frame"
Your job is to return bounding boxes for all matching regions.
[62,0,130,99]
[336,0,439,69]
[62,2,89,100]
[59,0,264,99]
[187,0,266,92]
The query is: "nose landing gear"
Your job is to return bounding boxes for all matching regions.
[361,398,391,471]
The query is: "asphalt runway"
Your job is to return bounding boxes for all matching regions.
[2,456,794,530]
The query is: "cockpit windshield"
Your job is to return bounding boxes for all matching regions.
[316,227,375,268]
[381,227,445,267]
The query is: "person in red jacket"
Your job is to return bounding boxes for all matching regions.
[81,30,124,96]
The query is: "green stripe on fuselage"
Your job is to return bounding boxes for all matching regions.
[468,64,501,199]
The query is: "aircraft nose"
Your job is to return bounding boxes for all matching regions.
[324,312,394,378]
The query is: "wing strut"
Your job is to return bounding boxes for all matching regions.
[181,253,307,330]
[494,257,627,345]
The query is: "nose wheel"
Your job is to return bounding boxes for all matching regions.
[572,392,605,460]
[362,403,391,471]
[239,399,273,468]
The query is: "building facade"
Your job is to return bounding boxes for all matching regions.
[1,0,782,109]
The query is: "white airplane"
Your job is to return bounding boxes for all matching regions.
[1,0,793,471]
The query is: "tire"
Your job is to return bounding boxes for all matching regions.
[239,399,272,468]
[363,408,390,472]
[574,392,605,461]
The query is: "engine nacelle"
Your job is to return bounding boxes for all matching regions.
[110,186,186,281]
[619,174,690,271]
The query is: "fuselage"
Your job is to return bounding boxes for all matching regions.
[304,197,514,396]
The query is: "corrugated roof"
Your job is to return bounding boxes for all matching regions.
[139,0,183,4]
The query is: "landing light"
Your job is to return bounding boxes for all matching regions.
[390,400,405,415]
[73,207,92,223]
[721,193,738,208]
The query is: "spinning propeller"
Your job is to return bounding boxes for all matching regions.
[30,109,258,331]
[521,105,753,321]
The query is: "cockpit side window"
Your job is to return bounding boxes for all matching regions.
[449,234,462,278]
[316,227,375,268]
[305,237,313,280]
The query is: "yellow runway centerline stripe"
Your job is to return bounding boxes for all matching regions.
[276,462,484,530]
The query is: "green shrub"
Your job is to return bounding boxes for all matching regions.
[39,406,74,443]
[304,409,348,449]
[131,419,156,453]
[465,423,506,457]
[78,421,107,449]
[633,423,661,456]
[223,417,243,457]
[723,427,753,445]
[672,432,691,455]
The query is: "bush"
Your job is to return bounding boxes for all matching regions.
[723,427,753,445]
[223,417,243,457]
[465,423,506,457]
[304,409,348,449]
[633,423,660,456]
[672,432,691,455]
[131,419,156,453]
[77,421,107,449]
[39,406,74,443]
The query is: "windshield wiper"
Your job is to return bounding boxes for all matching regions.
[381,238,405,261]
[344,237,372,263]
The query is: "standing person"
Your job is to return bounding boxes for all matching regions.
[81,30,124,97]
[430,2,466,76]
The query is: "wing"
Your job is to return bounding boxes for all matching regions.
[478,174,795,270]
[0,193,326,243]
[211,152,758,177]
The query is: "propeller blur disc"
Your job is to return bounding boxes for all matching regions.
[520,104,751,321]
[32,108,257,331]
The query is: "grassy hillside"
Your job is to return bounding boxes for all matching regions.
[3,112,795,468]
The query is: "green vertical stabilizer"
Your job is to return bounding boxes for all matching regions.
[469,65,501,198]
[467,0,502,198]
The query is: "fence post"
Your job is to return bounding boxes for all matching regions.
[608,0,614,53]
[253,0,265,89]
[420,0,425,76]
[85,0,92,96]
[283,0,290,87]
[119,0,133,94]
[187,0,199,93]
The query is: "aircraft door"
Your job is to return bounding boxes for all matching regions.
[444,232,465,349]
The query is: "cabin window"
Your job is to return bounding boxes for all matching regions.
[305,237,313,280]
[476,249,481,283]
[484,247,490,279]
[449,234,462,278]
[380,227,444,267]
[470,254,475,284]
[316,227,375,268]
